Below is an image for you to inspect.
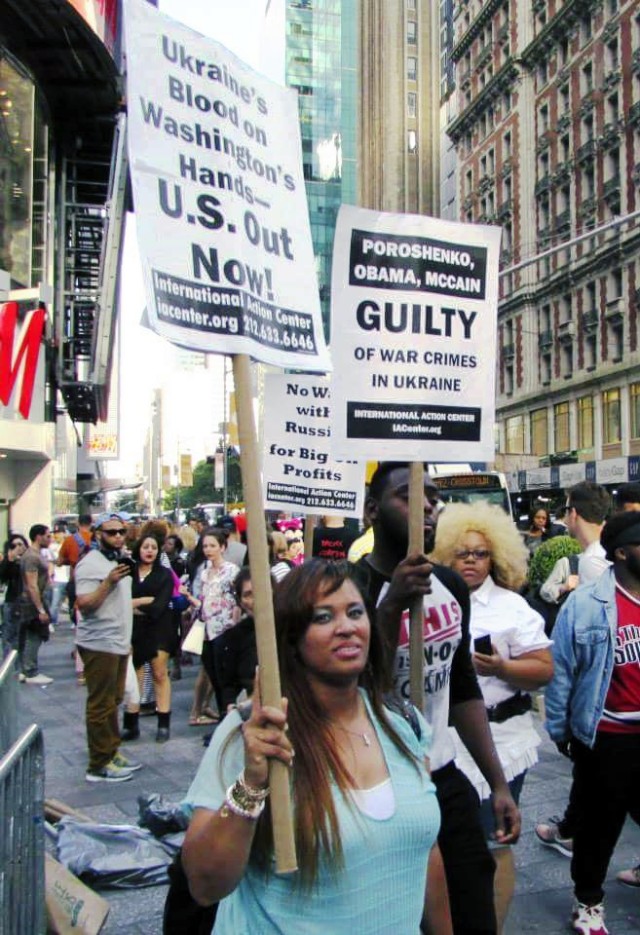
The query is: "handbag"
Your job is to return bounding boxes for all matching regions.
[181,621,205,655]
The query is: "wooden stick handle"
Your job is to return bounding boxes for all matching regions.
[408,462,425,712]
[232,354,297,874]
[304,515,315,561]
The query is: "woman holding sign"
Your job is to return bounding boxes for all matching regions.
[431,503,553,933]
[182,560,448,933]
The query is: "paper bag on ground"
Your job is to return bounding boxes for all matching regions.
[45,853,110,935]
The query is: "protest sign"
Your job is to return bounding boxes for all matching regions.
[263,373,364,518]
[329,205,501,462]
[123,0,330,372]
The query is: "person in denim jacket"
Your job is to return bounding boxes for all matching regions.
[545,511,640,935]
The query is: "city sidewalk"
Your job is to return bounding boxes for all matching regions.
[15,620,640,934]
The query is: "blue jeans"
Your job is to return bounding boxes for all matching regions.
[49,582,68,626]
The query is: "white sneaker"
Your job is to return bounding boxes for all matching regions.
[571,900,609,935]
[18,673,26,683]
[24,673,54,685]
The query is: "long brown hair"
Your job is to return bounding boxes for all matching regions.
[248,560,420,887]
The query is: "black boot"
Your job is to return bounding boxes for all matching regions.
[121,710,140,742]
[156,711,171,743]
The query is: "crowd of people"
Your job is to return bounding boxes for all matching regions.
[1,473,640,934]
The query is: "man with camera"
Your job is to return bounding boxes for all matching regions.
[75,512,141,782]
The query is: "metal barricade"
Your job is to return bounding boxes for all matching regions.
[0,650,19,754]
[0,725,45,935]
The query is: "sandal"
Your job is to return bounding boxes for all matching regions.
[202,707,221,722]
[189,714,218,726]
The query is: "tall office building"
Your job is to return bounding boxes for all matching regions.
[285,0,442,335]
[448,0,640,502]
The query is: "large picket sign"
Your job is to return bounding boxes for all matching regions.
[262,373,364,518]
[123,0,330,371]
[329,205,501,461]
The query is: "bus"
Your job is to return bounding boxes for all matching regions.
[430,470,512,516]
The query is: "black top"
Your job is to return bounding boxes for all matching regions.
[0,557,23,603]
[216,616,258,710]
[354,558,481,707]
[131,564,175,668]
[312,526,357,561]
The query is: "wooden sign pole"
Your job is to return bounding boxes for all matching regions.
[232,354,297,874]
[304,515,315,561]
[408,462,425,712]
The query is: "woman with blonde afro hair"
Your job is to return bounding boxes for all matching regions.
[430,501,529,591]
[431,501,553,935]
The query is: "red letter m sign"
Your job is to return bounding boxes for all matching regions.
[0,302,46,420]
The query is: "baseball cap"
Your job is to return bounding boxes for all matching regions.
[218,514,237,532]
[94,511,131,529]
[601,511,640,561]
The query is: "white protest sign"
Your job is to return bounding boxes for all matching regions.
[329,205,501,461]
[263,373,365,517]
[123,0,330,371]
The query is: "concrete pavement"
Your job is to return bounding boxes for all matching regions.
[15,618,640,934]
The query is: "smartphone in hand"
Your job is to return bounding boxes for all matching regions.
[473,634,493,655]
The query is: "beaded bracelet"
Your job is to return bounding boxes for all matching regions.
[223,780,266,820]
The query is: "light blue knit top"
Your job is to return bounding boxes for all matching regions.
[184,690,440,934]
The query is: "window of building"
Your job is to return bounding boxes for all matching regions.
[578,396,594,449]
[608,267,623,301]
[555,402,571,451]
[407,0,416,8]
[559,37,569,66]
[586,281,597,312]
[465,168,473,194]
[503,90,512,114]
[608,0,618,14]
[607,92,619,124]
[602,389,622,444]
[585,333,597,370]
[581,15,592,46]
[582,62,593,95]
[540,303,551,332]
[407,20,417,44]
[609,322,623,362]
[531,408,549,456]
[407,56,417,80]
[408,91,417,117]
[539,103,549,133]
[506,415,525,453]
[537,60,548,88]
[559,84,570,115]
[561,343,574,379]
[541,353,551,385]
[582,164,595,199]
[407,130,418,153]
[606,38,619,70]
[630,383,640,438]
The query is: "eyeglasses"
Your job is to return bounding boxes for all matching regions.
[454,548,491,561]
[287,536,303,543]
[101,528,126,536]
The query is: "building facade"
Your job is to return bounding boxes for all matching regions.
[284,0,441,335]
[449,0,640,501]
[0,0,124,538]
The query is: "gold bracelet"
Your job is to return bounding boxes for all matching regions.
[238,770,269,803]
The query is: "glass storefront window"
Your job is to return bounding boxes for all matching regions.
[554,401,570,452]
[602,388,621,444]
[0,52,49,288]
[630,383,640,439]
[577,395,594,450]
[505,414,525,453]
[531,407,548,456]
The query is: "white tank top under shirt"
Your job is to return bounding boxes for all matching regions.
[350,778,395,820]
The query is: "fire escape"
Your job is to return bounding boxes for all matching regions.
[57,112,128,424]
